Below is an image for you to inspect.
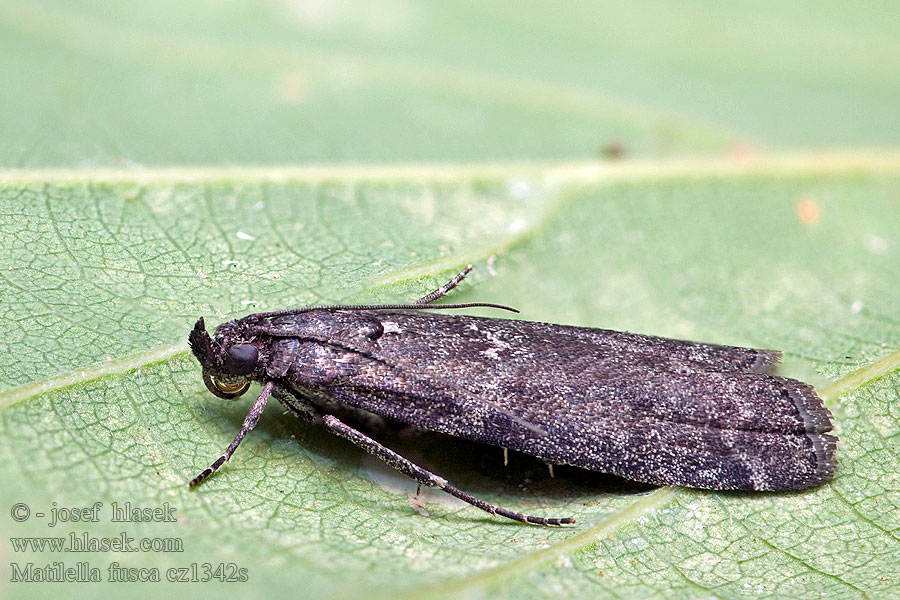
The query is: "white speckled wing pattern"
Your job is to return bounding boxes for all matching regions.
[259,309,836,492]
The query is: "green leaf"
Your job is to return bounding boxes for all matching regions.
[2,1,899,598]
[1,1,898,166]
[2,158,899,599]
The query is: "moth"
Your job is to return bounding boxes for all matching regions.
[188,266,837,525]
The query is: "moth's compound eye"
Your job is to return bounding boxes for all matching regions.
[225,344,259,375]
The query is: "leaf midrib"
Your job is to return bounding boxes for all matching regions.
[1,150,900,185]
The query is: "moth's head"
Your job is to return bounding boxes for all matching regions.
[188,317,260,399]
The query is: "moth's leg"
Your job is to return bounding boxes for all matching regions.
[321,414,574,526]
[189,380,275,487]
[415,264,473,304]
[272,383,321,424]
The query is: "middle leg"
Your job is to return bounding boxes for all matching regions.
[321,413,574,526]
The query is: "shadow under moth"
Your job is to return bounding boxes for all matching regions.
[187,266,837,525]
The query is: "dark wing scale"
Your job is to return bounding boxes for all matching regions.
[365,311,782,374]
[269,309,836,491]
[514,418,837,491]
[521,370,835,435]
[266,338,298,378]
[318,362,837,491]
[586,328,780,374]
[265,310,780,374]
[362,311,833,431]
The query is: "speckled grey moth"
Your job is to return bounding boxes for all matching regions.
[188,265,837,525]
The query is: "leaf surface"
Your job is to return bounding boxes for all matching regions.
[2,160,899,599]
[1,1,899,598]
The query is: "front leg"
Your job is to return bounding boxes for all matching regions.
[321,414,574,526]
[190,381,275,487]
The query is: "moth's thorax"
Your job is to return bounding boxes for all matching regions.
[213,318,249,346]
[267,309,385,344]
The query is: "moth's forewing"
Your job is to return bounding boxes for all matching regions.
[259,310,836,492]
